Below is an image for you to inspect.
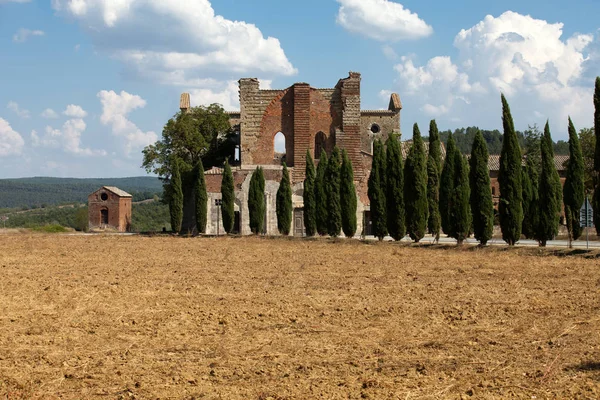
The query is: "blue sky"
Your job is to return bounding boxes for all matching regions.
[1,0,599,178]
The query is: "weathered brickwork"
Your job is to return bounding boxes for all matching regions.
[88,187,132,232]
[182,72,402,236]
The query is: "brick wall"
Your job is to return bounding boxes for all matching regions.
[88,189,131,232]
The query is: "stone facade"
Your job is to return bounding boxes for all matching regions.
[183,72,402,236]
[88,186,132,232]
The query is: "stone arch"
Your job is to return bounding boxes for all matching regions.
[257,89,294,166]
[315,131,327,159]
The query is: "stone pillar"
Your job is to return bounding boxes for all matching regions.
[339,72,363,179]
[292,83,311,182]
[239,78,260,166]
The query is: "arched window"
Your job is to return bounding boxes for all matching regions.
[315,131,326,159]
[274,132,286,164]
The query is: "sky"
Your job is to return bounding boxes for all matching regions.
[1,0,599,179]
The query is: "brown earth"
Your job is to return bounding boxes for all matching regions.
[1,234,600,399]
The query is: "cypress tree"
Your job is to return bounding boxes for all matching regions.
[498,94,523,245]
[169,158,183,233]
[593,77,600,234]
[440,133,457,235]
[340,149,357,238]
[248,167,265,235]
[404,123,428,242]
[221,161,235,234]
[564,117,585,242]
[521,165,539,239]
[535,121,562,247]
[303,150,317,237]
[315,152,329,236]
[194,162,208,234]
[469,130,494,245]
[276,163,292,235]
[450,152,471,245]
[385,134,405,241]
[427,120,442,240]
[368,139,387,240]
[325,147,342,237]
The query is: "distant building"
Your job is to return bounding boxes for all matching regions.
[88,186,132,232]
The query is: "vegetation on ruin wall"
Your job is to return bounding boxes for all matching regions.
[1,201,171,233]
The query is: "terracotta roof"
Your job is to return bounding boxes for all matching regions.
[400,140,447,160]
[485,154,568,171]
[102,186,132,197]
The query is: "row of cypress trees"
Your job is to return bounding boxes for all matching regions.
[303,147,357,238]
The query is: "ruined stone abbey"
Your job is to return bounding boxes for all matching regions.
[183,72,402,236]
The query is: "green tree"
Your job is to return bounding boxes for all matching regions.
[194,162,208,234]
[248,167,265,235]
[75,206,89,232]
[521,125,542,239]
[315,152,329,236]
[594,77,600,234]
[325,147,342,237]
[469,130,494,245]
[169,157,184,233]
[276,163,293,235]
[404,123,428,242]
[368,140,387,240]
[142,104,237,231]
[579,127,596,192]
[440,133,457,235]
[221,161,235,234]
[385,134,405,241]
[498,94,523,245]
[303,150,317,237]
[427,120,442,240]
[450,152,471,245]
[535,121,562,247]
[563,117,585,243]
[340,149,357,238]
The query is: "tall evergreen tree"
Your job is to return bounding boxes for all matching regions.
[303,150,317,237]
[169,157,183,233]
[469,130,494,245]
[194,162,208,234]
[450,152,471,245]
[368,139,387,240]
[248,167,265,234]
[427,120,442,240]
[521,126,542,239]
[498,94,523,245]
[324,147,342,237]
[276,163,292,235]
[535,121,562,247]
[440,133,457,235]
[563,117,585,242]
[221,161,235,234]
[385,134,405,241]
[315,152,329,236]
[593,77,600,234]
[404,123,428,242]
[340,149,357,238]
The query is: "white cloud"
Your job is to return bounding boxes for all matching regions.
[391,11,599,133]
[97,90,158,155]
[12,28,45,43]
[52,0,297,87]
[35,120,106,156]
[0,118,25,156]
[336,0,433,41]
[41,108,59,119]
[63,104,88,118]
[7,101,30,119]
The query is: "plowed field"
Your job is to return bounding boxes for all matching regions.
[1,234,599,399]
